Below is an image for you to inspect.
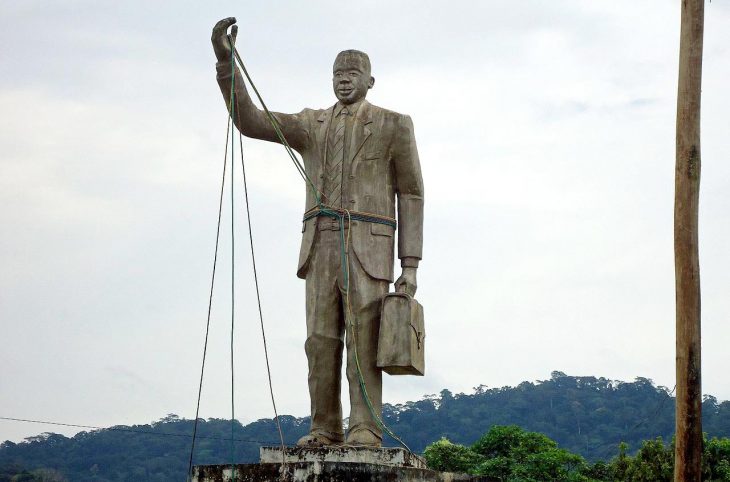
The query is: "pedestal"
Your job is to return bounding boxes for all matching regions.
[192,446,493,482]
[260,445,427,468]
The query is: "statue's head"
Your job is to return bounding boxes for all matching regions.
[332,50,374,105]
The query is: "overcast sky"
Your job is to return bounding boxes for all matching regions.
[1,1,729,444]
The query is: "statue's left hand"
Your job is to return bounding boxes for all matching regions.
[395,267,417,297]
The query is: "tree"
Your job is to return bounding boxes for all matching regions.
[423,438,484,473]
[424,425,589,481]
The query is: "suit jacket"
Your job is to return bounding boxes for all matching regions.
[217,61,424,282]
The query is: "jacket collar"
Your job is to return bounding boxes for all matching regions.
[317,99,373,125]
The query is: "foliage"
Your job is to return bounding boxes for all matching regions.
[426,427,730,482]
[703,436,730,482]
[425,425,589,481]
[471,425,586,481]
[2,374,730,480]
[0,463,66,481]
[0,416,310,482]
[423,438,485,473]
[591,433,730,481]
[382,372,730,461]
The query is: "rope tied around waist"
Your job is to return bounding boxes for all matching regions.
[303,205,397,229]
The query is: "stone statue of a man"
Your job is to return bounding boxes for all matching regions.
[212,17,424,448]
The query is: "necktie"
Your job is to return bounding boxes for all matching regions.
[324,107,348,206]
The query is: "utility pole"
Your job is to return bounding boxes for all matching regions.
[674,0,704,480]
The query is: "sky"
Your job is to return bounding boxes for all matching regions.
[1,1,729,444]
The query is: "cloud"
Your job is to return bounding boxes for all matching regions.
[1,0,729,444]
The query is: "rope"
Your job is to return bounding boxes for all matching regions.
[338,210,411,452]
[235,98,288,468]
[228,35,237,482]
[186,113,231,482]
[188,35,293,481]
[232,47,322,205]
[228,40,411,454]
[303,205,397,228]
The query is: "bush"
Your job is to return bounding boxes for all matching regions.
[425,425,589,481]
[423,438,484,473]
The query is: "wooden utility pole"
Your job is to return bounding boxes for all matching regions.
[674,0,705,480]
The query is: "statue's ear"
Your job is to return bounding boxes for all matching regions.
[369,76,375,89]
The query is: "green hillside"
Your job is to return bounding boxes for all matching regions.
[2,372,729,481]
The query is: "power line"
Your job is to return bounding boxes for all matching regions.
[0,416,279,445]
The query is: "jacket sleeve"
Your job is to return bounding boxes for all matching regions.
[216,60,310,152]
[392,114,424,265]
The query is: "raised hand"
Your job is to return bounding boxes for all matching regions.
[211,17,238,62]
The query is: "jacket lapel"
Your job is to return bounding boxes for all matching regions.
[316,106,335,191]
[348,100,373,176]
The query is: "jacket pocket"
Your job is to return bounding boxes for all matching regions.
[371,222,394,237]
[361,150,382,161]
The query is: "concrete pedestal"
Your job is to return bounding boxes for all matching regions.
[192,446,493,482]
[260,445,427,468]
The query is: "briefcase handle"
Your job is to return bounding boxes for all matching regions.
[383,291,413,302]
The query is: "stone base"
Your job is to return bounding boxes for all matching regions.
[260,445,427,469]
[192,446,493,482]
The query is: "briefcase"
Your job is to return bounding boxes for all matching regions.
[377,292,425,376]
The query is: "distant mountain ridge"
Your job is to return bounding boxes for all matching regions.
[2,372,729,481]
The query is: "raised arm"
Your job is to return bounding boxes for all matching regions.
[212,18,309,151]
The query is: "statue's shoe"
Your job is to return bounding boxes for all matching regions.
[344,428,382,447]
[296,432,343,447]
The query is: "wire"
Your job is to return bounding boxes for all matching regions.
[235,108,288,465]
[186,113,231,481]
[187,38,240,482]
[228,36,238,482]
[0,416,279,445]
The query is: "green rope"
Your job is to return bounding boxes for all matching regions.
[335,211,411,452]
[234,78,288,470]
[303,206,397,228]
[227,35,237,482]
[185,112,231,482]
[232,47,322,207]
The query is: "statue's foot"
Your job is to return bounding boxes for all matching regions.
[296,432,342,447]
[344,428,382,447]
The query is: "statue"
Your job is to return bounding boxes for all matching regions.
[211,17,424,448]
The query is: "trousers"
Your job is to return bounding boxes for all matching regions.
[305,222,388,440]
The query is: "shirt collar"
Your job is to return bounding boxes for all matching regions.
[334,99,364,118]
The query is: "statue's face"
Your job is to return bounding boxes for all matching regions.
[332,55,374,105]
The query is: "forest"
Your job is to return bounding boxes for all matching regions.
[2,373,730,481]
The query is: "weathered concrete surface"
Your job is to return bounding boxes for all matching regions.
[377,292,425,375]
[212,17,425,446]
[260,445,427,469]
[192,461,494,481]
[193,446,493,481]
